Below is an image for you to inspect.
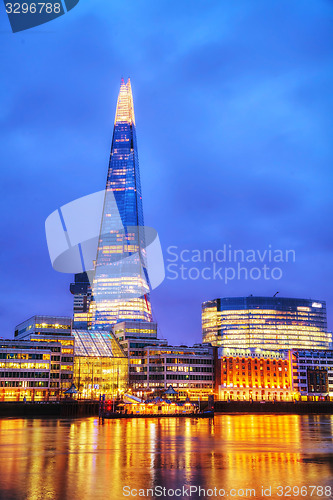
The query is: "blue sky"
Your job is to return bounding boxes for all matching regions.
[1,0,332,344]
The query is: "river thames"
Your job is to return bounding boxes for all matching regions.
[0,414,332,500]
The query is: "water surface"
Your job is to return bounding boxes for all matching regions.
[0,414,332,499]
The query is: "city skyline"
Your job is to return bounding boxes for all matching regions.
[1,0,332,344]
[1,3,333,500]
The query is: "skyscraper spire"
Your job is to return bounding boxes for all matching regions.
[115,78,135,125]
[88,78,152,330]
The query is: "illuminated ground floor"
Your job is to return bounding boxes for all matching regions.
[0,388,62,402]
[296,394,333,401]
[74,356,128,399]
[217,386,293,401]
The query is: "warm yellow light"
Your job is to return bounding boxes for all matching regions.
[114,78,135,125]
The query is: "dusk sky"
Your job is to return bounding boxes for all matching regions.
[1,0,332,345]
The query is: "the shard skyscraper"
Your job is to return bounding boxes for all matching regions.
[85,78,153,330]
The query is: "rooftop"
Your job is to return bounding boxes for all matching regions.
[72,329,126,358]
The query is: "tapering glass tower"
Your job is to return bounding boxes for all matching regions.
[88,78,152,330]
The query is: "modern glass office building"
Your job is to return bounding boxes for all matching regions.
[87,78,152,330]
[14,315,72,338]
[72,329,128,398]
[113,320,163,356]
[13,317,128,399]
[202,296,332,350]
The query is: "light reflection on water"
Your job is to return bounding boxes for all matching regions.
[0,414,332,500]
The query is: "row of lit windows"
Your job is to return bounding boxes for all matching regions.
[0,363,49,370]
[31,338,74,346]
[0,372,49,378]
[133,382,212,390]
[0,381,48,387]
[220,383,290,390]
[222,357,288,363]
[35,323,70,330]
[166,375,213,381]
[222,365,288,372]
[0,353,50,360]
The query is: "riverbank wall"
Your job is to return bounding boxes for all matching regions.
[214,400,333,414]
[1,400,332,418]
[0,401,99,418]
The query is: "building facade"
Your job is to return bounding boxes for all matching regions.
[70,272,92,329]
[13,317,128,400]
[113,320,167,356]
[215,347,333,401]
[291,349,333,400]
[216,347,293,401]
[113,320,167,391]
[128,344,215,400]
[15,315,72,339]
[14,315,75,395]
[72,329,128,399]
[0,340,73,401]
[202,296,332,350]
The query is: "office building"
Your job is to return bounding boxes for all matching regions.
[88,78,152,330]
[202,296,332,350]
[128,343,215,400]
[70,272,92,329]
[14,316,75,395]
[0,339,73,401]
[291,349,333,400]
[113,320,167,356]
[14,315,72,339]
[14,315,128,399]
[113,320,167,391]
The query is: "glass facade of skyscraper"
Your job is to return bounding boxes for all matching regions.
[88,78,152,330]
[202,296,332,350]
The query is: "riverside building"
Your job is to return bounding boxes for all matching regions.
[128,343,215,400]
[72,329,128,399]
[112,321,214,399]
[202,296,332,350]
[14,315,75,394]
[215,347,333,401]
[0,339,73,401]
[14,316,128,399]
[291,349,333,400]
[215,347,293,401]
